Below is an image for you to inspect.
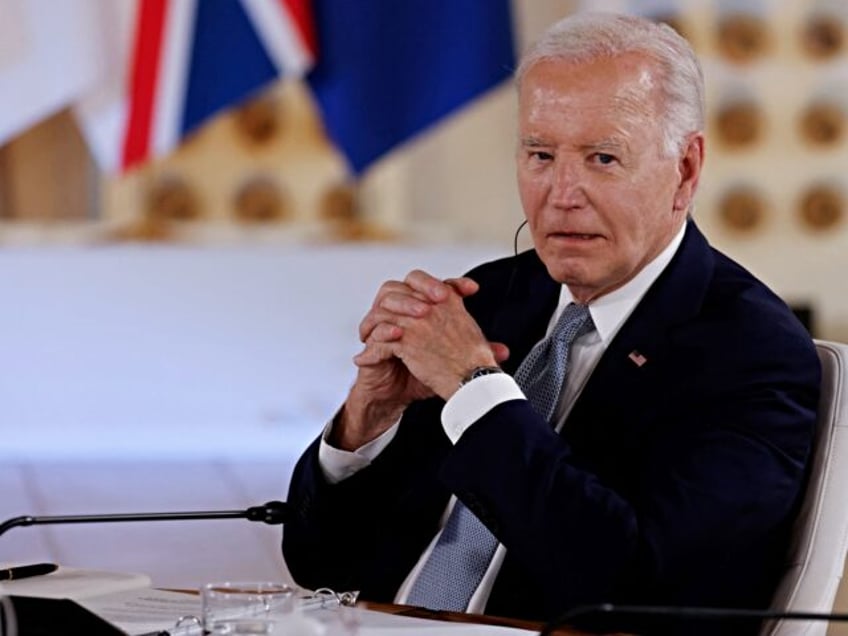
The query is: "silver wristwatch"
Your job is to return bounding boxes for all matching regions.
[459,365,504,387]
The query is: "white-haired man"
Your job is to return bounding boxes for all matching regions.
[284,12,820,635]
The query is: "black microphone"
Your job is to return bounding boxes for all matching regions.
[539,602,848,635]
[0,500,290,537]
[0,501,291,635]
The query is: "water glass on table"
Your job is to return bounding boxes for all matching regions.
[201,581,296,635]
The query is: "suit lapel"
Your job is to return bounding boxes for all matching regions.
[472,222,716,438]
[566,221,716,438]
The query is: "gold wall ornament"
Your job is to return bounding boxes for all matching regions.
[799,101,845,146]
[107,216,175,243]
[320,183,359,222]
[0,146,10,219]
[317,182,395,241]
[799,183,844,231]
[718,187,767,232]
[717,13,770,64]
[234,93,281,146]
[801,13,845,60]
[146,176,201,222]
[233,177,288,223]
[715,100,764,148]
[328,220,395,242]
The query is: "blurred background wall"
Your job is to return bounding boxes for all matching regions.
[2,0,846,336]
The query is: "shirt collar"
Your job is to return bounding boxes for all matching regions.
[554,222,687,346]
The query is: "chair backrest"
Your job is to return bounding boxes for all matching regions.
[764,340,848,636]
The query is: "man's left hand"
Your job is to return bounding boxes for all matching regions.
[357,269,508,400]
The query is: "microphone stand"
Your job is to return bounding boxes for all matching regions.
[0,501,293,635]
[0,500,290,537]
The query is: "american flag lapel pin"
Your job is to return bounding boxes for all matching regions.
[628,350,648,367]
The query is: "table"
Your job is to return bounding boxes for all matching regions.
[362,601,612,635]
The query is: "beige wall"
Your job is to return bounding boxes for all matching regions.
[9,0,845,336]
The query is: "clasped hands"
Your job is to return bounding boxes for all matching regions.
[332,269,509,451]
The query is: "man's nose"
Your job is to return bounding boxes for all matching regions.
[549,161,585,208]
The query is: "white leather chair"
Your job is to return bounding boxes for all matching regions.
[764,340,848,636]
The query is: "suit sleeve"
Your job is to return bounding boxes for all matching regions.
[282,398,453,600]
[438,310,820,616]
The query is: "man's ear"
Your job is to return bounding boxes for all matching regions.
[673,132,705,213]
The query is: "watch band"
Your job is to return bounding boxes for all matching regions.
[459,365,504,387]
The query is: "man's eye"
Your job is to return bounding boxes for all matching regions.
[530,151,554,162]
[594,153,616,165]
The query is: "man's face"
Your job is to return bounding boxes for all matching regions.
[516,53,699,303]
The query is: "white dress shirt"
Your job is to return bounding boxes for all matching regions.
[319,223,687,612]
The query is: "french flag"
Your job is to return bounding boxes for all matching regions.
[308,0,515,174]
[76,0,316,173]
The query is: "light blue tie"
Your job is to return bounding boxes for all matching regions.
[406,303,594,611]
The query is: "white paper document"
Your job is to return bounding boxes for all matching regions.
[80,588,202,635]
[0,565,151,600]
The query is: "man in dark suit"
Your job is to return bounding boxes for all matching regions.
[283,12,820,633]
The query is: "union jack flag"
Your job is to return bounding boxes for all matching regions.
[75,0,316,172]
[3,0,514,175]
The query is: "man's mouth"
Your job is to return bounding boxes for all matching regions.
[549,232,602,240]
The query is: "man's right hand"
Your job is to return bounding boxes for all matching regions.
[329,275,479,451]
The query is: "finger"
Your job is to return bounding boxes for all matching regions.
[353,341,396,366]
[404,269,451,302]
[359,308,404,342]
[378,291,433,318]
[371,280,413,309]
[368,322,403,343]
[362,278,432,340]
[490,342,510,364]
[444,277,479,298]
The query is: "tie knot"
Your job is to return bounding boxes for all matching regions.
[551,303,593,345]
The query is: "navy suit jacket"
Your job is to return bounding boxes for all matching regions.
[283,222,820,632]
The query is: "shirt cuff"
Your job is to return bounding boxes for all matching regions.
[318,416,401,484]
[441,373,526,444]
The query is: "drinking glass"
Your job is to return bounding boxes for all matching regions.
[201,581,295,635]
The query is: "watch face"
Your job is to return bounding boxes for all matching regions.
[462,366,504,385]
